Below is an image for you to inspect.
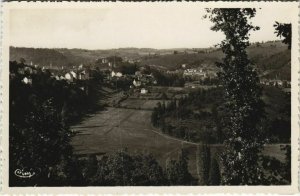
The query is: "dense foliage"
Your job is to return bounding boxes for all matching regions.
[9,61,195,186]
[151,69,185,87]
[9,61,103,186]
[274,22,292,49]
[197,144,211,185]
[209,158,221,185]
[151,86,290,144]
[151,88,224,143]
[206,8,266,185]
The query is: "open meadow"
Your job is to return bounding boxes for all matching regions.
[71,95,288,178]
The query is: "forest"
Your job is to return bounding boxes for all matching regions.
[151,86,291,144]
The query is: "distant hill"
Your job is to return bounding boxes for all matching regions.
[139,41,291,80]
[9,41,291,80]
[9,47,71,68]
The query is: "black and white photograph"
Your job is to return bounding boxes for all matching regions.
[2,2,298,191]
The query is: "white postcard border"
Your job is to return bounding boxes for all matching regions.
[1,1,299,194]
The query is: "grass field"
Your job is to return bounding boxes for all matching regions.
[120,99,172,110]
[71,99,200,176]
[71,95,288,179]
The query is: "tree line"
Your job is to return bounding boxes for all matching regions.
[151,88,225,143]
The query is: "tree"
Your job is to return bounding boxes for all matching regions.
[19,57,26,64]
[209,158,221,185]
[274,22,291,49]
[91,150,167,186]
[81,155,98,184]
[10,99,74,186]
[166,149,195,185]
[197,144,211,185]
[206,9,265,185]
[151,108,159,127]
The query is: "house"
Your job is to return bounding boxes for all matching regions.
[133,79,142,87]
[78,70,90,80]
[141,88,148,94]
[276,80,283,86]
[79,71,84,80]
[65,73,73,81]
[183,68,207,79]
[22,77,32,85]
[166,70,182,74]
[116,72,123,77]
[184,68,204,76]
[101,58,108,64]
[70,71,77,79]
[111,71,122,77]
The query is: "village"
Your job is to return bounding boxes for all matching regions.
[12,55,291,97]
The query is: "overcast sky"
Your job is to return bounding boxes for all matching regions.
[9,5,294,49]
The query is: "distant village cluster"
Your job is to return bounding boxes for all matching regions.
[11,61,91,85]
[260,78,291,88]
[11,54,291,95]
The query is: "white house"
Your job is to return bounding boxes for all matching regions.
[22,77,32,85]
[79,70,90,80]
[141,88,148,94]
[70,71,77,79]
[65,73,73,81]
[133,79,141,87]
[111,71,116,77]
[79,71,85,80]
[116,72,122,77]
[276,80,283,86]
[111,71,122,77]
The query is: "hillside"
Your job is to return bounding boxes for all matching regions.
[9,41,290,79]
[9,47,71,67]
[139,41,291,79]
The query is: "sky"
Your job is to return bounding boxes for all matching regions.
[9,5,294,50]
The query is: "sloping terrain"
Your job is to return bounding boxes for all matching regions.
[10,41,291,79]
